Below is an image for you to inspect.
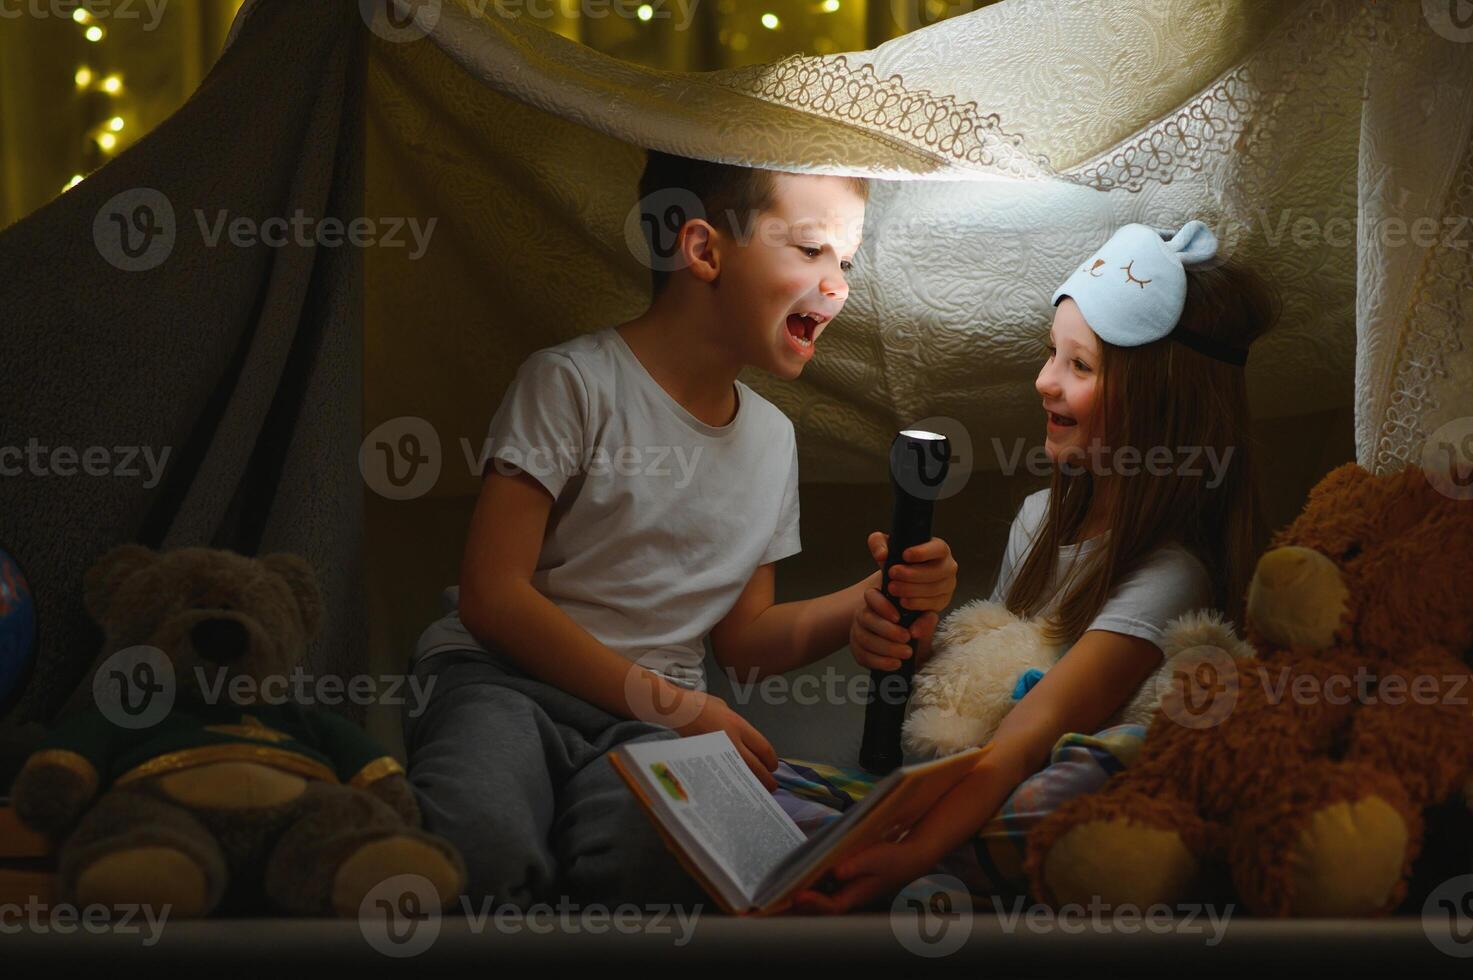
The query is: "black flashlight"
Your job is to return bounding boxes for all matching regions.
[859,429,951,775]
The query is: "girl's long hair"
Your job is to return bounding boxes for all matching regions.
[1006,257,1280,641]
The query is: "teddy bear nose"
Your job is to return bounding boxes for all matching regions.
[190,617,249,663]
[1246,546,1349,651]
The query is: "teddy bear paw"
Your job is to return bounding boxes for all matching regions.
[1039,819,1199,910]
[73,845,214,918]
[1277,796,1408,916]
[330,834,466,918]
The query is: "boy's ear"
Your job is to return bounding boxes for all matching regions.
[681,219,720,283]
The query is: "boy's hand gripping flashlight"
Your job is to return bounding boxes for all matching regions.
[859,429,950,775]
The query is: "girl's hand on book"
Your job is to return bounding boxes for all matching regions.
[790,837,945,914]
[675,691,780,791]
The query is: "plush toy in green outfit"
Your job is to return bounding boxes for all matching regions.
[12,545,466,918]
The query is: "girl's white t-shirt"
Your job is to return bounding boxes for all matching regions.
[988,489,1216,657]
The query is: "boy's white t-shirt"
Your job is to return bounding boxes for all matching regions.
[988,488,1215,657]
[415,327,802,690]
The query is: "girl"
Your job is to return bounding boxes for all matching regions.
[796,221,1280,912]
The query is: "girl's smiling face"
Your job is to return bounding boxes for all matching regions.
[1036,297,1102,462]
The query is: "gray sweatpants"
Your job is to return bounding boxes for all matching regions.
[403,649,709,911]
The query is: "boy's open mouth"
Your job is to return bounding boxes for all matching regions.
[784,311,828,352]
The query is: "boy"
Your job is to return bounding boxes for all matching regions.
[403,152,959,910]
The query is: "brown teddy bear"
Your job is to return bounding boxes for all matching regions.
[1025,462,1473,916]
[11,545,466,918]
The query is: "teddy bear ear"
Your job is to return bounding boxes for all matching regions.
[83,544,157,624]
[1307,462,1368,503]
[260,553,322,637]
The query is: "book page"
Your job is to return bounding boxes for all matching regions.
[617,732,807,906]
[752,746,988,910]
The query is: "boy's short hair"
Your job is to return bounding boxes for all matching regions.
[637,150,869,297]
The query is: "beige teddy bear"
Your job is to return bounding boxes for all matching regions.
[11,545,466,918]
[902,598,1255,758]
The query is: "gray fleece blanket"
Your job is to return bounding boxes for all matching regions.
[0,0,364,752]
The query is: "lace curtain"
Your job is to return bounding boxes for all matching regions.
[329,0,1471,487]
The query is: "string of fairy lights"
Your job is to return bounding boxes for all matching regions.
[50,0,945,196]
[633,0,848,55]
[63,6,127,193]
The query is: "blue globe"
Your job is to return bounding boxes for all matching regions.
[0,547,36,707]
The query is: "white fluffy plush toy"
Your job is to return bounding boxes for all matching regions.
[902,599,1256,757]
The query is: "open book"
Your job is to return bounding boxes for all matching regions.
[609,732,988,916]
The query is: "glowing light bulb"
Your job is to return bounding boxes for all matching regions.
[72,7,91,23]
[101,74,123,94]
[637,4,652,20]
[64,174,85,191]
[85,25,104,42]
[821,0,840,12]
[75,67,93,88]
[761,13,780,29]
[97,132,118,151]
[108,116,125,132]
